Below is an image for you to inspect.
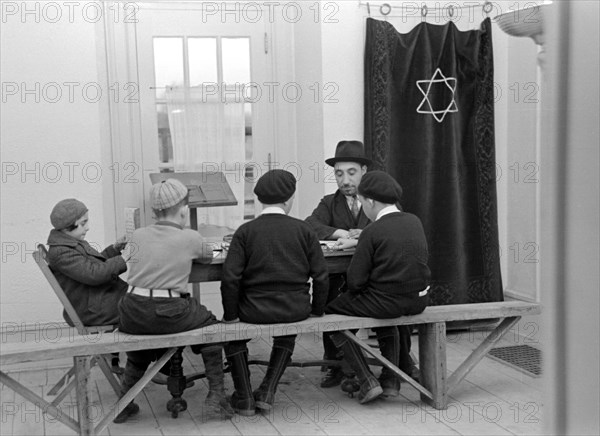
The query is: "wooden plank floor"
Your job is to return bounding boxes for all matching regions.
[1,330,542,436]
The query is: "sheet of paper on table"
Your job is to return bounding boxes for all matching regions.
[319,240,337,250]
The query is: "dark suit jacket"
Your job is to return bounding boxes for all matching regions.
[305,190,371,239]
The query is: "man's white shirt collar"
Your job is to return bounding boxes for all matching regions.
[261,206,286,215]
[376,205,401,221]
[345,195,361,208]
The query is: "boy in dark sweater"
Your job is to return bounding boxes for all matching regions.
[326,171,431,404]
[221,169,329,416]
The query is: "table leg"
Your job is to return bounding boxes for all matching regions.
[166,348,188,418]
[189,208,201,302]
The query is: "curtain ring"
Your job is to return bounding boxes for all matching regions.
[380,3,391,16]
[367,2,371,17]
[421,4,428,18]
[483,1,493,15]
[447,5,454,18]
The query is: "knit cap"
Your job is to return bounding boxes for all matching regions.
[357,171,403,204]
[254,169,296,204]
[50,199,88,230]
[151,179,189,211]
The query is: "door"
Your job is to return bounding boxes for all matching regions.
[134,2,275,230]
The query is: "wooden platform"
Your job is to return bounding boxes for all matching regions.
[1,329,543,436]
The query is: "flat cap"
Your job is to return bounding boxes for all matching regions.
[150,179,189,211]
[358,171,403,204]
[254,169,296,204]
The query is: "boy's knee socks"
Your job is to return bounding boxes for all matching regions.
[120,360,147,397]
[200,345,226,392]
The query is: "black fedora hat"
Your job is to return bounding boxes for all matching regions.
[325,140,372,167]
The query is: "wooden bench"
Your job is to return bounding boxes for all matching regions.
[0,300,540,436]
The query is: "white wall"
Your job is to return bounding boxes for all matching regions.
[541,1,600,433]
[320,3,365,195]
[291,3,326,217]
[503,37,539,301]
[1,6,114,325]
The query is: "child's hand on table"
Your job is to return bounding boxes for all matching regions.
[334,238,358,250]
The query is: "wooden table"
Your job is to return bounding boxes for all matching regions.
[188,248,353,298]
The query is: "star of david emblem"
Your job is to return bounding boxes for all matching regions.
[416,68,458,123]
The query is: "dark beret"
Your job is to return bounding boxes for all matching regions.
[50,198,88,230]
[254,169,296,204]
[357,171,403,204]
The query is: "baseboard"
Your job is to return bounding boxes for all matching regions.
[504,288,538,303]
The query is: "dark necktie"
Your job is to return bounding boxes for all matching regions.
[350,196,359,219]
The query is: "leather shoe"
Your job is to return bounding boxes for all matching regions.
[229,391,256,416]
[320,367,344,388]
[379,375,400,397]
[113,401,139,424]
[340,375,361,396]
[358,377,383,404]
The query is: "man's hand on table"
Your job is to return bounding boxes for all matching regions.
[331,229,350,239]
[331,228,361,240]
[347,228,362,239]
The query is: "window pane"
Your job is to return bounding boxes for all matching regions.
[156,104,173,171]
[222,38,250,84]
[189,38,218,87]
[153,37,184,100]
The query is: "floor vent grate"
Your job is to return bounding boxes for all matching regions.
[488,344,542,377]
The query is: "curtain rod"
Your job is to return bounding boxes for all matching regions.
[358,1,495,18]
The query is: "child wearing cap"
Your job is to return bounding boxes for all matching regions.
[114,178,233,423]
[221,169,329,416]
[47,198,128,372]
[326,170,431,404]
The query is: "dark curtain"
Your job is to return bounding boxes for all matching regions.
[364,18,503,305]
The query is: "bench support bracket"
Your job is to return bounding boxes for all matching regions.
[93,346,178,435]
[446,316,521,394]
[0,370,80,433]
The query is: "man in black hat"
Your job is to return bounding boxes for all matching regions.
[305,140,373,388]
[306,140,371,242]
[306,141,419,388]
